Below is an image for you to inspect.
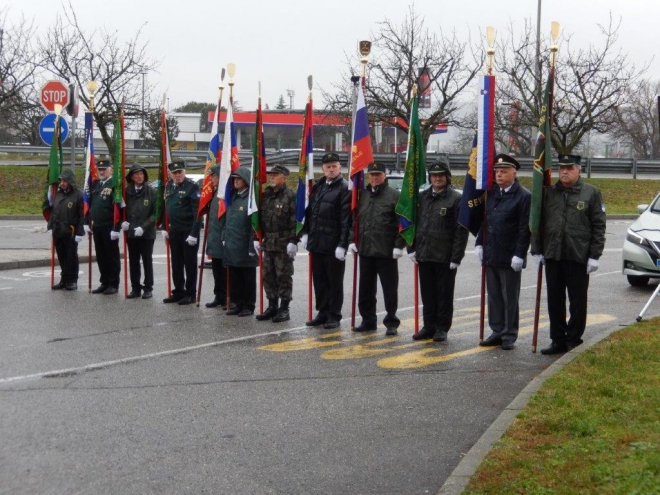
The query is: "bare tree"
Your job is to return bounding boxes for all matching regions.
[38,2,159,159]
[322,6,482,146]
[611,79,660,159]
[496,15,647,156]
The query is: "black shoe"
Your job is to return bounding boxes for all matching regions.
[92,285,108,294]
[141,291,153,299]
[565,343,580,352]
[479,335,503,347]
[501,341,515,350]
[205,298,221,308]
[433,329,448,342]
[352,323,377,333]
[177,296,193,306]
[256,307,278,321]
[385,327,398,336]
[238,309,254,317]
[126,290,141,299]
[65,282,77,291]
[306,314,328,327]
[103,287,118,295]
[272,308,290,323]
[540,342,568,355]
[163,295,183,304]
[412,327,435,340]
[226,306,241,316]
[323,319,340,329]
[52,281,66,290]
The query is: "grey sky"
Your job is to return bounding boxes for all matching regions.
[4,0,658,112]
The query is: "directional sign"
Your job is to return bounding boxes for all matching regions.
[39,114,69,146]
[40,80,69,113]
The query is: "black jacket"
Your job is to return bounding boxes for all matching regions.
[476,180,531,268]
[413,187,468,264]
[124,183,157,240]
[356,183,405,258]
[88,177,115,228]
[301,176,351,255]
[47,171,84,239]
[164,177,202,235]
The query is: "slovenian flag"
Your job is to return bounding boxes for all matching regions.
[349,84,374,211]
[217,101,240,218]
[82,113,98,217]
[198,100,223,219]
[295,98,314,234]
[476,75,495,190]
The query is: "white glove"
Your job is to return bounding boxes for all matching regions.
[475,245,483,262]
[300,234,308,250]
[110,231,120,241]
[335,246,346,261]
[253,240,262,252]
[392,248,404,259]
[121,221,130,231]
[348,243,358,254]
[134,226,144,237]
[450,262,459,270]
[408,251,417,264]
[186,235,198,246]
[534,254,544,266]
[74,235,84,243]
[587,258,599,274]
[46,229,52,236]
[83,225,92,235]
[286,242,297,259]
[161,230,169,240]
[511,256,524,272]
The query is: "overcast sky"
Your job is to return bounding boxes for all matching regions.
[4,0,658,113]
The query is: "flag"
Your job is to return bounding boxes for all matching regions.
[395,93,426,246]
[42,115,63,221]
[295,98,314,234]
[154,110,172,229]
[198,100,223,219]
[82,113,98,217]
[348,84,374,211]
[476,75,495,191]
[248,97,267,236]
[112,115,126,226]
[529,65,555,237]
[217,101,240,218]
[458,133,487,236]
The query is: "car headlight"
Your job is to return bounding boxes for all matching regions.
[626,229,651,247]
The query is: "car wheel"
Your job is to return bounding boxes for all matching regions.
[627,275,650,287]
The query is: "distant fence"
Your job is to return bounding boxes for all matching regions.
[2,145,659,178]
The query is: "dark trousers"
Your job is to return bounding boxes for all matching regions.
[545,259,590,346]
[92,225,120,288]
[229,266,256,311]
[127,238,155,291]
[169,230,199,298]
[211,258,227,301]
[418,261,457,332]
[358,256,400,328]
[311,252,346,321]
[55,236,79,284]
[486,266,522,343]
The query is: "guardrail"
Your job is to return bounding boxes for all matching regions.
[1,145,659,177]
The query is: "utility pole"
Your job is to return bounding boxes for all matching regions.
[286,88,295,109]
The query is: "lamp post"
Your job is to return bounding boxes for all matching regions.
[141,70,146,144]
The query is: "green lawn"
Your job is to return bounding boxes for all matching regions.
[464,318,660,495]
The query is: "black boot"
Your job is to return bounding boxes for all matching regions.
[256,299,278,321]
[412,326,436,340]
[272,299,290,323]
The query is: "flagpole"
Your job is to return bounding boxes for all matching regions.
[257,82,264,315]
[86,81,98,293]
[225,63,237,310]
[197,73,226,307]
[160,95,172,298]
[532,22,559,353]
[306,76,314,322]
[119,104,129,298]
[49,108,63,289]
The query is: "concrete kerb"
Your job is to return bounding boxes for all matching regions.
[436,325,623,495]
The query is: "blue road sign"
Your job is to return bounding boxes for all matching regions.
[39,114,69,146]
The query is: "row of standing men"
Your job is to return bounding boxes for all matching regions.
[47,151,605,354]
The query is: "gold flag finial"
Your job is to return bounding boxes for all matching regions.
[359,40,371,79]
[227,63,236,100]
[550,22,561,67]
[486,26,496,75]
[86,80,99,112]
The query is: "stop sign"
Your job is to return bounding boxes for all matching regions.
[40,80,70,113]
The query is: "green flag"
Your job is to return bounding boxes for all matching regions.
[529,66,555,237]
[42,115,63,221]
[248,98,266,236]
[395,94,426,246]
[112,115,125,226]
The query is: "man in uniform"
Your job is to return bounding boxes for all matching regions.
[254,164,298,323]
[121,164,156,299]
[349,162,405,336]
[86,159,121,295]
[533,154,606,354]
[300,152,352,329]
[409,159,469,342]
[162,160,202,305]
[204,165,227,309]
[47,169,85,290]
[476,154,531,350]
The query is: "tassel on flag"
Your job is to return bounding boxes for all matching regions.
[295,98,314,234]
[348,84,374,211]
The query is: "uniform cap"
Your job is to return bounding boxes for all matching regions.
[321,152,341,164]
[96,159,111,169]
[267,164,290,176]
[168,160,186,172]
[558,154,582,167]
[493,153,520,170]
[366,162,386,174]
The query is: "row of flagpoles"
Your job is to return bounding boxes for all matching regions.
[42,22,560,350]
